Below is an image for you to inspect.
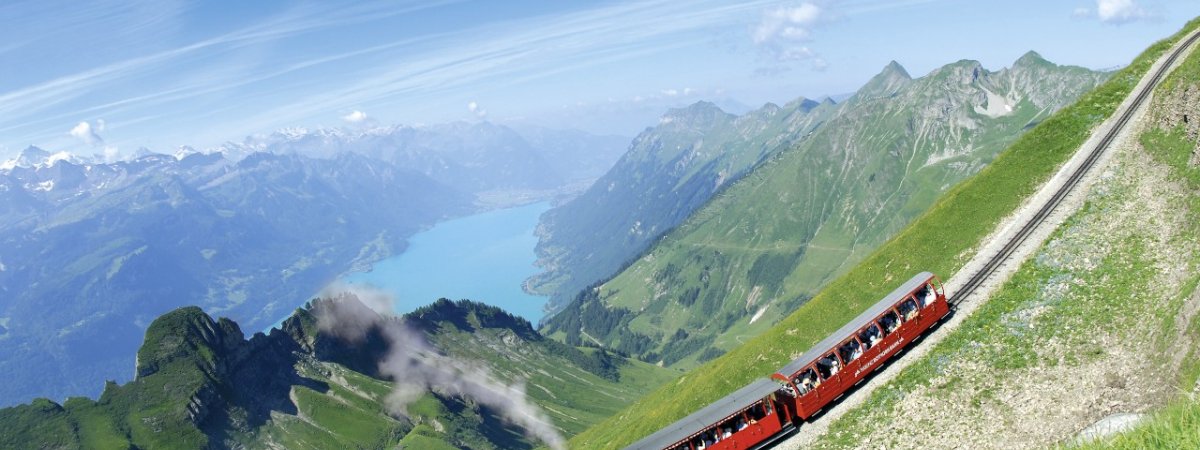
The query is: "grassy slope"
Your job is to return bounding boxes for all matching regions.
[422,312,678,436]
[569,18,1200,450]
[1064,41,1200,450]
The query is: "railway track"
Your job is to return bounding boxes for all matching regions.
[949,28,1200,308]
[775,28,1200,450]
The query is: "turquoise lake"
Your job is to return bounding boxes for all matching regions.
[341,202,551,322]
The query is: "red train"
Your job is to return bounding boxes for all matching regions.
[626,272,949,450]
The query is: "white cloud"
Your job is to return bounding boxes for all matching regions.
[752,2,835,65]
[661,88,679,97]
[753,3,822,44]
[342,110,368,123]
[467,101,487,118]
[69,120,104,146]
[103,145,120,163]
[1075,0,1156,24]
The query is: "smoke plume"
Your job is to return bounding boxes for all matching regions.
[315,285,566,450]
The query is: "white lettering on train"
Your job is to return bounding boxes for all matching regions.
[854,337,904,378]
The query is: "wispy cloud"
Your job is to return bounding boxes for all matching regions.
[0,1,459,145]
[342,110,369,123]
[225,0,783,136]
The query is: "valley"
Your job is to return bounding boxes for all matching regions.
[0,123,626,408]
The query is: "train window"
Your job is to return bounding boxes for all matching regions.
[718,418,737,438]
[918,283,937,307]
[878,310,900,335]
[747,403,764,423]
[899,298,918,321]
[859,324,882,349]
[794,367,820,394]
[838,338,863,363]
[817,352,841,378]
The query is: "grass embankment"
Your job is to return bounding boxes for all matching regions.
[1061,38,1200,450]
[569,18,1200,450]
[1071,400,1200,449]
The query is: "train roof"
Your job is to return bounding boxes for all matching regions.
[776,272,933,378]
[624,378,780,450]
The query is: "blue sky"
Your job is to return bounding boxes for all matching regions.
[2,0,1199,159]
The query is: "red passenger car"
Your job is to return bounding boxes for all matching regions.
[771,271,948,420]
[624,272,949,450]
[625,379,796,450]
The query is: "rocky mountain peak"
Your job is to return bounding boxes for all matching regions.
[858,60,913,98]
[783,97,822,114]
[135,306,242,379]
[1013,50,1052,70]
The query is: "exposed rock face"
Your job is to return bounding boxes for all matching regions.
[1149,83,1200,167]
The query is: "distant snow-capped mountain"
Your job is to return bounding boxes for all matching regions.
[0,146,91,170]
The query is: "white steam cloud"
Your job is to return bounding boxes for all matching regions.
[315,286,565,450]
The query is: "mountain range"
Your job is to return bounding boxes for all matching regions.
[0,122,627,407]
[540,51,1110,367]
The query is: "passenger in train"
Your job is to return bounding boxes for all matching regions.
[880,312,899,334]
[868,325,883,347]
[723,428,733,438]
[860,324,882,349]
[781,383,797,397]
[840,340,862,362]
[737,418,748,431]
[818,354,841,377]
[921,283,937,307]
[795,377,810,395]
[796,368,819,394]
[900,299,918,321]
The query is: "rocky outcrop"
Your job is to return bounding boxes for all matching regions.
[1150,82,1200,166]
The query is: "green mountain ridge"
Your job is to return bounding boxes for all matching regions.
[542,53,1109,369]
[0,297,674,449]
[529,97,835,312]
